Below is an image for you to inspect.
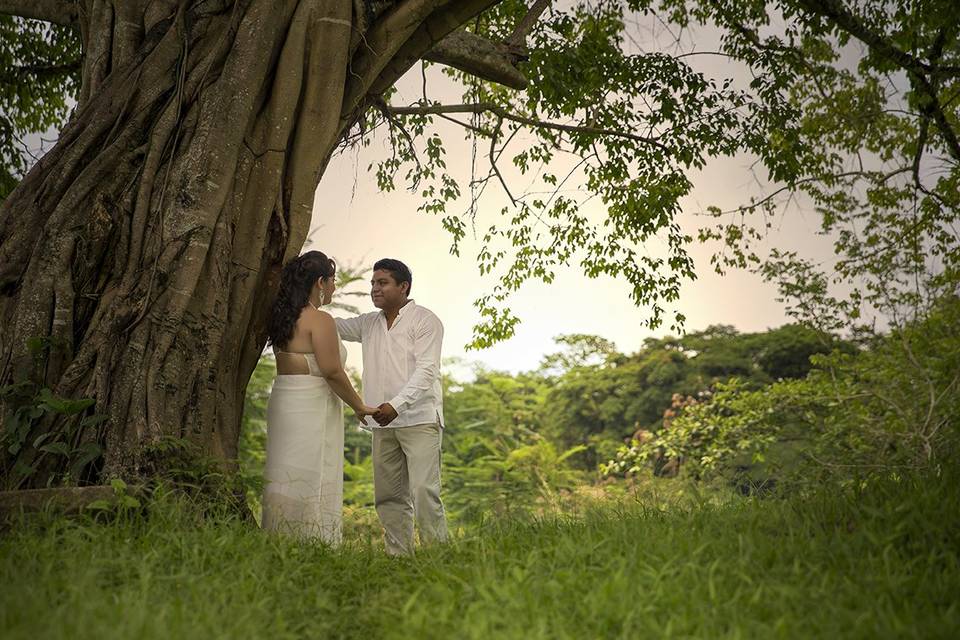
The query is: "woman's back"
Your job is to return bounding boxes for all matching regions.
[274,306,342,376]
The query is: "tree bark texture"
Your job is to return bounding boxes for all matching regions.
[0,0,500,488]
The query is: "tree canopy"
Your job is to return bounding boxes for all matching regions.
[367,0,958,345]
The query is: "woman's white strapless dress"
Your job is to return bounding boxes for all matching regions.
[261,338,346,544]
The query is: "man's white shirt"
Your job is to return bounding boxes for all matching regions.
[335,300,444,429]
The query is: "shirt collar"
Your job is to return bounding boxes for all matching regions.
[379,299,416,321]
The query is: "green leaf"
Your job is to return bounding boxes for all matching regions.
[32,432,54,449]
[80,414,109,428]
[557,444,588,463]
[13,461,37,477]
[39,441,71,456]
[69,442,103,479]
[0,380,34,398]
[37,388,95,415]
[84,499,114,511]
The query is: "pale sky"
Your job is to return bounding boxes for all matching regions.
[314,156,833,376]
[310,28,838,376]
[310,102,836,376]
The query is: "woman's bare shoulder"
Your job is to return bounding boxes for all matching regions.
[300,306,335,329]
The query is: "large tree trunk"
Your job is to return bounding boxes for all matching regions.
[0,0,500,489]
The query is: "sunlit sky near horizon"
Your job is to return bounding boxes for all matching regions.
[308,19,839,378]
[313,140,834,377]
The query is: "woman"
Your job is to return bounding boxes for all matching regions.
[262,251,375,544]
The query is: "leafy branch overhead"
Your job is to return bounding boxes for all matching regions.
[1,0,523,488]
[374,1,752,346]
[366,0,958,346]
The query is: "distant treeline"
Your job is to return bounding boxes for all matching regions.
[444,323,850,470]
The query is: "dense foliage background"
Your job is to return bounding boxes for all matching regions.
[238,292,958,532]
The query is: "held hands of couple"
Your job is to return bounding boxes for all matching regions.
[373,403,398,426]
[353,402,398,426]
[355,405,378,425]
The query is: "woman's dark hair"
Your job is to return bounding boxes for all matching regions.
[267,251,336,347]
[373,258,412,295]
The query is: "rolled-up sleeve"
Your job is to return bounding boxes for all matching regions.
[389,313,443,413]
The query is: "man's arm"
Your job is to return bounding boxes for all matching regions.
[334,315,364,342]
[386,313,443,417]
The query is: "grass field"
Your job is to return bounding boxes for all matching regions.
[2,471,958,639]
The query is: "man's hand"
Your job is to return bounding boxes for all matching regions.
[373,403,398,426]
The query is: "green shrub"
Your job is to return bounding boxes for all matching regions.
[602,297,960,490]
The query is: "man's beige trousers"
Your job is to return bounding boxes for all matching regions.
[372,422,449,555]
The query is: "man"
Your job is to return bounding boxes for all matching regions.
[335,258,448,555]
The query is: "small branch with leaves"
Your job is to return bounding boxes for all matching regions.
[385,102,668,151]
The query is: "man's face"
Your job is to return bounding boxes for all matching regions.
[371,269,407,309]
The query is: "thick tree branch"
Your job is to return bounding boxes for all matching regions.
[367,0,504,97]
[423,30,527,89]
[340,0,500,127]
[505,0,550,48]
[422,1,552,90]
[0,0,78,26]
[4,62,81,80]
[795,0,944,76]
[386,102,668,150]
